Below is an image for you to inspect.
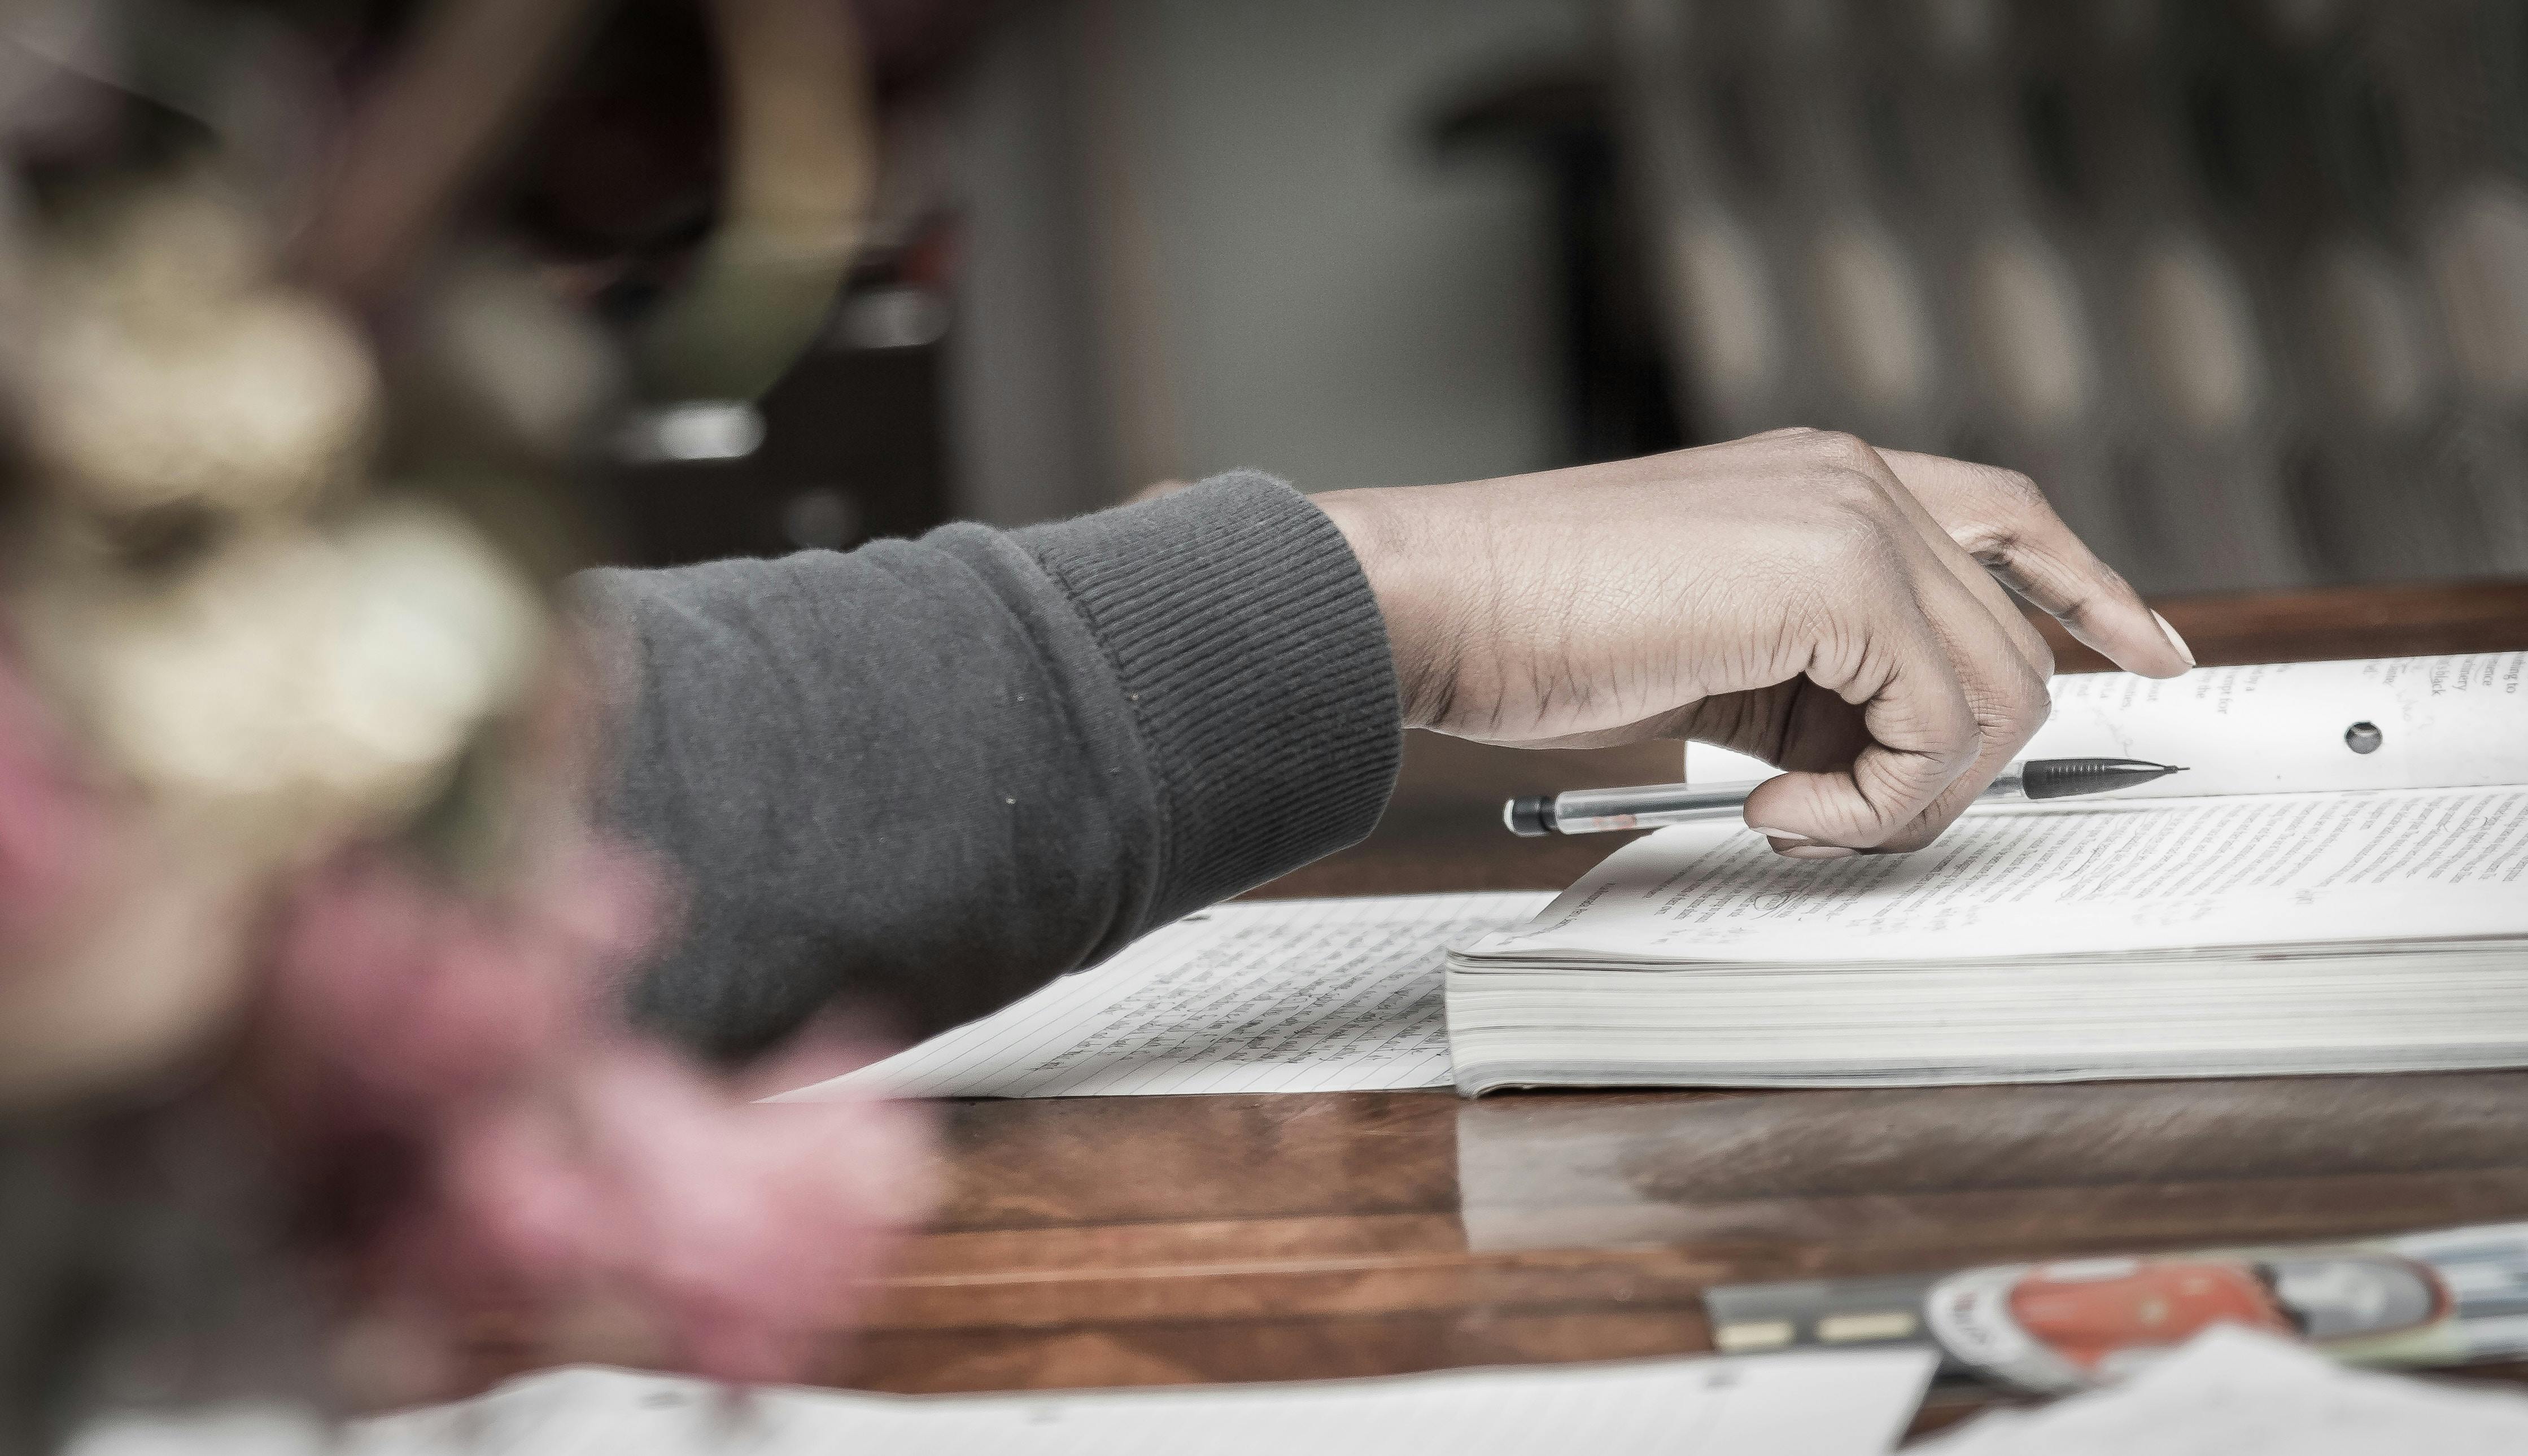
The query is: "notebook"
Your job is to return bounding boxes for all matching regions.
[1447,652,2528,1094]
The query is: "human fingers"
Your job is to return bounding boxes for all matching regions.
[1663,681,1875,771]
[1875,449,2194,677]
[1726,437,2050,684]
[1866,570,2055,852]
[1832,440,2057,681]
[1720,436,2050,853]
[1830,474,2057,851]
[1737,569,1983,855]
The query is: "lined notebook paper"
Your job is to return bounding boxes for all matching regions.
[774,893,1553,1100]
[349,1350,1937,1456]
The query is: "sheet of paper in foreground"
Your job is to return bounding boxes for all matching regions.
[348,1349,1937,1456]
[1916,1327,2528,1456]
[774,892,1553,1100]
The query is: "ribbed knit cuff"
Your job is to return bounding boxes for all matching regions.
[1015,471,1402,920]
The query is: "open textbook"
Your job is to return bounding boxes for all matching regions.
[1450,652,2528,1094]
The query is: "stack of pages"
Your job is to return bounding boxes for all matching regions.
[1447,652,2528,1094]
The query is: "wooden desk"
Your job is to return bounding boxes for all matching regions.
[845,580,2528,1431]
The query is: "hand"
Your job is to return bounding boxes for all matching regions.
[1313,429,2194,857]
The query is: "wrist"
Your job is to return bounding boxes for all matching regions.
[1314,486,1457,731]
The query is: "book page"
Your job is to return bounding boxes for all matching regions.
[348,1349,1938,1456]
[2033,651,2528,797]
[774,893,1552,1100]
[1686,651,2528,798]
[1462,785,2528,965]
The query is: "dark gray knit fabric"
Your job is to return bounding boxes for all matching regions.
[576,471,1401,1059]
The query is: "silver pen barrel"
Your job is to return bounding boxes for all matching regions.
[1516,782,1766,836]
[1507,769,2033,837]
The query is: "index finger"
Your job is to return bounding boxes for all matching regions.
[1874,450,2194,680]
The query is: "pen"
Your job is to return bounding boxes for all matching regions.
[1504,758,2187,837]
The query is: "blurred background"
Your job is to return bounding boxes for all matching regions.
[599,0,1600,563]
[612,0,2528,591]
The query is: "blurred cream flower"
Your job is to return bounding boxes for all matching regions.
[22,506,547,854]
[23,186,377,521]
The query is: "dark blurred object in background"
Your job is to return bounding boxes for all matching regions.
[492,0,988,566]
[420,0,2528,581]
[1608,0,2528,593]
[601,253,956,564]
[1431,65,1686,467]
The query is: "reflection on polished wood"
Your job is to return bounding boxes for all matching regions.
[847,580,2528,1431]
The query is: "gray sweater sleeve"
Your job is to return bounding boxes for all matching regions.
[573,471,1402,1059]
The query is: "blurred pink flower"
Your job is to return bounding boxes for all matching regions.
[267,842,662,1118]
[262,832,932,1391]
[418,1049,931,1383]
[0,652,112,946]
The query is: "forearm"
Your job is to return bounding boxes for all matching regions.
[577,472,1401,1059]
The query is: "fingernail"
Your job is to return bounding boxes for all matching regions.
[1782,845,1858,860]
[2152,610,2195,669]
[1748,825,1813,843]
